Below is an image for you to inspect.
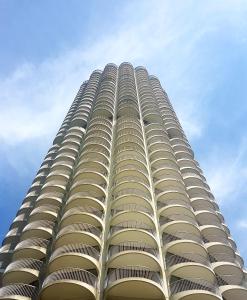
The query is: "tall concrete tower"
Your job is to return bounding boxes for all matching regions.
[0,63,246,300]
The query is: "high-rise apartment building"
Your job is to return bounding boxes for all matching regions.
[0,62,246,300]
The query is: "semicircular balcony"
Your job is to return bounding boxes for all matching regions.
[169,277,221,300]
[66,193,105,211]
[13,238,49,260]
[163,231,205,257]
[70,180,106,199]
[166,252,214,283]
[61,138,81,150]
[191,197,219,212]
[177,158,199,170]
[153,166,182,182]
[41,180,67,195]
[196,210,222,227]
[117,126,142,137]
[108,241,160,271]
[158,204,194,220]
[60,206,103,228]
[115,165,149,183]
[156,190,190,206]
[35,193,63,208]
[159,212,198,234]
[86,127,112,142]
[149,148,176,162]
[154,178,185,195]
[113,179,151,197]
[105,266,164,300]
[115,153,147,171]
[84,135,111,150]
[172,143,194,156]
[0,284,37,300]
[80,143,110,160]
[88,116,112,128]
[48,243,100,273]
[29,205,59,222]
[117,105,140,118]
[147,134,170,146]
[187,186,214,200]
[73,170,107,186]
[110,221,157,247]
[203,234,235,256]
[49,163,73,177]
[151,158,179,174]
[111,204,154,227]
[54,223,102,249]
[78,152,109,168]
[2,258,43,285]
[216,273,247,300]
[112,190,152,211]
[148,141,172,156]
[10,213,27,229]
[76,160,108,177]
[87,121,112,135]
[21,220,54,240]
[174,150,194,160]
[143,112,163,124]
[92,104,114,119]
[2,228,21,246]
[40,268,97,300]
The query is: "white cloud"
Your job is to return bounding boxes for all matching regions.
[202,138,247,205]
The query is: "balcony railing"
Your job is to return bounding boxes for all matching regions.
[163,232,203,245]
[107,266,161,285]
[0,284,37,299]
[166,253,210,268]
[57,223,101,238]
[50,243,100,261]
[109,242,157,257]
[160,214,198,226]
[111,221,154,234]
[170,278,219,295]
[111,204,152,216]
[42,268,97,288]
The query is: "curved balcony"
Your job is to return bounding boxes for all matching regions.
[216,274,247,300]
[111,205,154,227]
[0,284,37,300]
[73,170,107,187]
[70,180,106,199]
[40,268,97,300]
[10,213,27,229]
[112,191,152,211]
[191,197,219,212]
[163,231,206,256]
[78,152,109,168]
[156,189,189,205]
[108,242,160,271]
[159,213,198,230]
[2,228,21,245]
[203,235,235,256]
[21,220,54,240]
[113,182,151,199]
[113,188,151,203]
[2,258,42,285]
[41,180,67,194]
[151,158,179,173]
[48,243,100,273]
[13,238,49,260]
[66,193,105,211]
[35,193,63,208]
[110,221,156,247]
[84,136,111,150]
[166,253,214,282]
[147,135,170,146]
[76,160,108,177]
[159,204,194,220]
[154,179,185,195]
[187,186,214,200]
[170,278,221,300]
[153,168,182,182]
[61,206,103,228]
[55,223,101,248]
[149,148,175,162]
[115,165,148,183]
[105,266,164,300]
[29,205,59,222]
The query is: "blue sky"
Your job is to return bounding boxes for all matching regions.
[0,0,247,262]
